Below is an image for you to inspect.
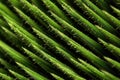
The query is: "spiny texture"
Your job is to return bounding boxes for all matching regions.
[0,0,120,80]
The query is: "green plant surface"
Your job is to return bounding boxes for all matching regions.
[9,70,28,80]
[50,11,105,56]
[111,5,120,17]
[98,38,120,60]
[16,62,48,80]
[104,57,120,71]
[0,72,13,80]
[0,0,120,80]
